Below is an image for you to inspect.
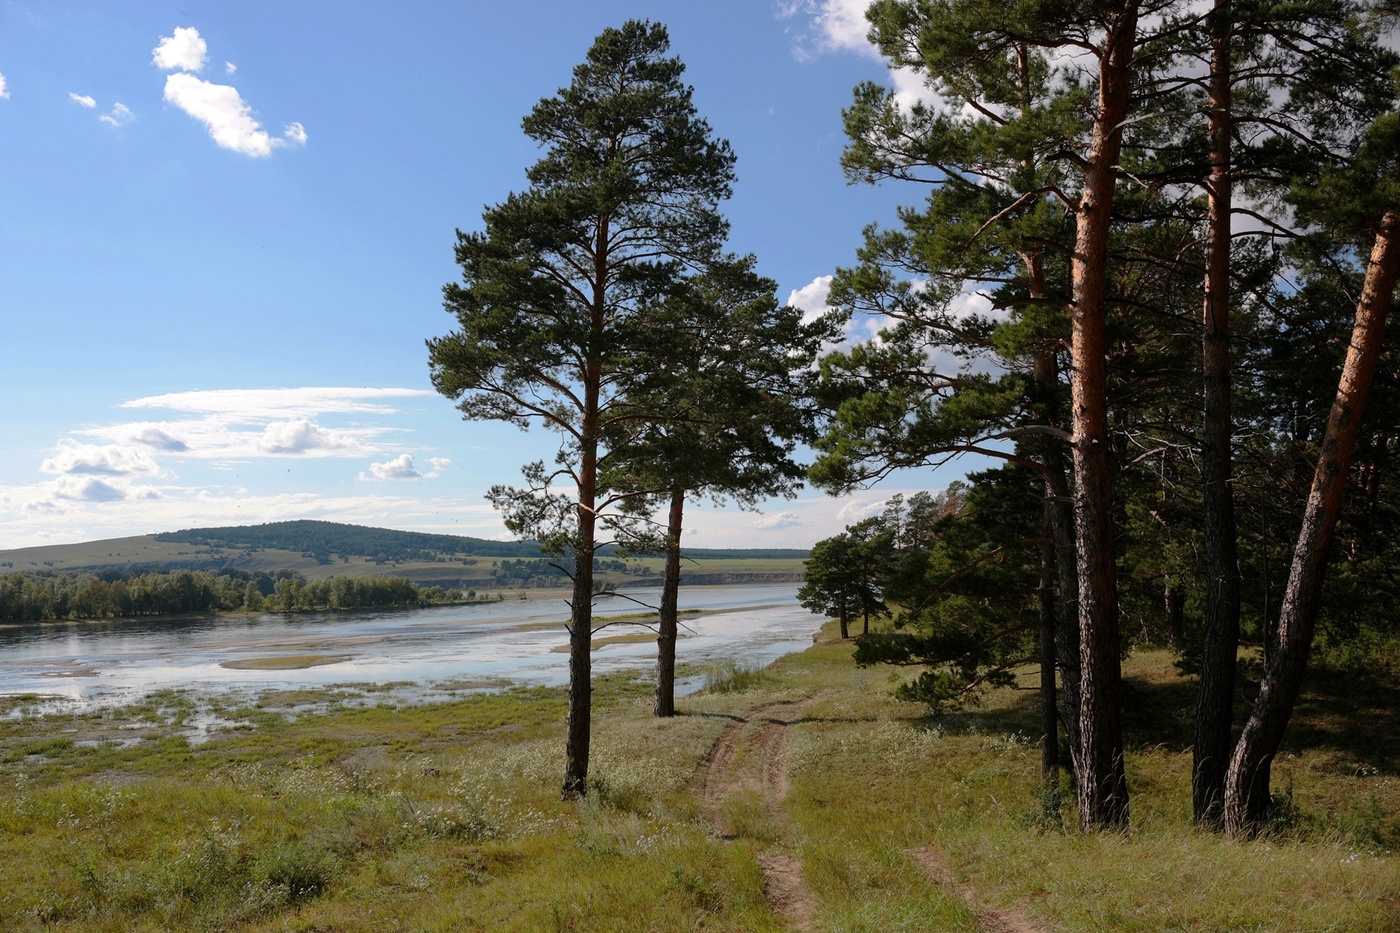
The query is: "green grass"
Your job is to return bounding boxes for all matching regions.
[0,621,1394,931]
[702,658,771,693]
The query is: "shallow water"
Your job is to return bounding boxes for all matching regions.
[0,584,814,711]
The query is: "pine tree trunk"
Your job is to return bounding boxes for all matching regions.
[1068,2,1137,832]
[1028,263,1081,776]
[1039,505,1062,812]
[654,487,685,718]
[1194,0,1242,829]
[564,304,603,799]
[1224,210,1400,834]
[1048,454,1083,774]
[563,456,596,798]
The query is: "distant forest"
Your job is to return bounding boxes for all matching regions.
[0,568,475,623]
[155,521,808,562]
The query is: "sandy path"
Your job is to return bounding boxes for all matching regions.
[907,844,1049,933]
[697,700,818,930]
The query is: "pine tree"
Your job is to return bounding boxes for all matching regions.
[427,21,736,797]
[603,255,820,717]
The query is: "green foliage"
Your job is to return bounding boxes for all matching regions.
[798,518,894,637]
[427,20,741,557]
[846,475,1043,712]
[0,568,468,622]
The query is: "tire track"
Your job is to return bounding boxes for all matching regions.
[696,700,816,930]
[908,844,1048,933]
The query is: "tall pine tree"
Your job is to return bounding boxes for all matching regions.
[427,21,736,797]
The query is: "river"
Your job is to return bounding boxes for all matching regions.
[0,584,815,713]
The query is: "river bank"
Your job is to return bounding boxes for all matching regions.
[0,623,1392,932]
[0,585,814,716]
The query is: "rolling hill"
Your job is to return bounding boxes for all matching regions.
[0,521,807,588]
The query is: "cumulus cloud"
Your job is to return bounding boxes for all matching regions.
[225,61,237,75]
[76,387,428,462]
[780,1,935,111]
[153,27,305,157]
[787,274,887,349]
[362,454,420,481]
[788,274,835,327]
[0,73,9,101]
[360,454,451,481]
[100,102,135,126]
[257,419,361,455]
[162,73,305,157]
[777,0,880,61]
[40,442,168,478]
[69,92,96,108]
[126,427,188,451]
[152,26,209,73]
[14,475,166,519]
[836,496,889,524]
[752,511,801,530]
[61,478,129,502]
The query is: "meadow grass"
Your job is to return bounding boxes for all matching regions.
[0,621,1394,931]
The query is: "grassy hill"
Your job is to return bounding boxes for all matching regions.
[0,521,807,588]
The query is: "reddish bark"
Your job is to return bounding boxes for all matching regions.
[1068,2,1138,832]
[1224,210,1400,833]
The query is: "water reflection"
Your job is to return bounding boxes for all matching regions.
[0,585,814,710]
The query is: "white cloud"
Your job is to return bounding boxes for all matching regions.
[69,92,96,108]
[788,274,834,327]
[780,2,935,110]
[40,441,168,479]
[777,0,880,61]
[153,28,305,158]
[0,73,9,101]
[787,274,885,348]
[126,427,188,452]
[162,72,300,157]
[363,454,422,481]
[836,496,889,523]
[57,477,127,502]
[100,102,134,126]
[123,387,433,419]
[360,454,451,481]
[152,26,209,73]
[752,511,802,530]
[25,476,167,509]
[946,287,1002,323]
[79,387,425,463]
[257,419,362,455]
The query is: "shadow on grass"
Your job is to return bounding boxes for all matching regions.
[1283,665,1399,771]
[871,656,1397,774]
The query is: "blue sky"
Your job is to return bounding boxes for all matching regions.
[0,1,968,550]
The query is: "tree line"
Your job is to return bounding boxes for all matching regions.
[0,569,473,623]
[427,7,1400,838]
